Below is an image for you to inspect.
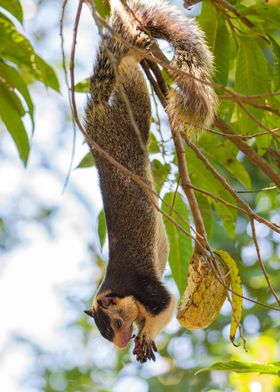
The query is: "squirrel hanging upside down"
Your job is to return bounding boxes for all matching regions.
[84,0,217,362]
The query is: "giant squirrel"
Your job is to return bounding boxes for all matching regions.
[84,0,217,362]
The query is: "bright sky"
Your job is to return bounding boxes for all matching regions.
[0,1,102,390]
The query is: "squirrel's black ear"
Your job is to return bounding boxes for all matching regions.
[98,296,116,309]
[84,309,94,318]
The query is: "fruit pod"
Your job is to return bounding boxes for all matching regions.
[177,252,230,329]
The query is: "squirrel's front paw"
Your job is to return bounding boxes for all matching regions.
[133,335,157,363]
[134,28,151,49]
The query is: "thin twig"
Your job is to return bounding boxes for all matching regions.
[221,92,280,101]
[221,96,280,117]
[215,118,280,189]
[184,135,280,235]
[203,126,280,140]
[173,131,208,252]
[141,59,209,252]
[60,0,77,191]
[250,218,280,305]
[237,101,280,141]
[149,84,167,162]
[169,176,180,216]
[141,60,167,107]
[183,136,280,304]
[213,0,255,29]
[246,102,280,117]
[146,59,169,98]
[237,186,277,194]
[188,184,247,215]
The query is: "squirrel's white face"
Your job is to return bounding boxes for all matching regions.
[86,295,139,348]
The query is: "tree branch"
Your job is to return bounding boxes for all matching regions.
[215,118,280,189]
[183,134,280,305]
[141,60,208,252]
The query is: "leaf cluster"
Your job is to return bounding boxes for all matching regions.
[0,0,59,165]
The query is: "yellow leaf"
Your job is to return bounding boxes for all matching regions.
[215,249,243,345]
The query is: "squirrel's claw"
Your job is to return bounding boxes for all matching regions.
[133,335,157,363]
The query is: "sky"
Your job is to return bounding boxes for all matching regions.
[0,1,102,390]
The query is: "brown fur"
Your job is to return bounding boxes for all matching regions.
[112,0,218,135]
[86,52,175,361]
[85,0,217,362]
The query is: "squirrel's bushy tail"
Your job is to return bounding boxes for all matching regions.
[112,0,217,135]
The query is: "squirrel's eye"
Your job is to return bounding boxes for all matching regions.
[114,319,122,329]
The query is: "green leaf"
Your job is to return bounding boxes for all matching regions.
[196,194,213,240]
[76,152,95,169]
[235,36,270,134]
[199,135,251,189]
[235,36,270,96]
[0,217,4,232]
[255,131,272,156]
[34,55,60,92]
[0,61,34,131]
[207,390,223,392]
[94,0,110,18]
[0,0,23,23]
[241,3,280,29]
[186,148,237,238]
[0,13,59,91]
[269,36,280,92]
[0,80,25,116]
[149,133,160,154]
[74,77,90,93]
[195,361,280,376]
[0,88,30,165]
[0,13,35,67]
[161,69,173,87]
[162,192,193,296]
[97,209,107,250]
[150,159,170,194]
[199,1,231,86]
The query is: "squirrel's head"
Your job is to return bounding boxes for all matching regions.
[84,293,139,348]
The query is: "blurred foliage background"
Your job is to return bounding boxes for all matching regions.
[0,0,279,391]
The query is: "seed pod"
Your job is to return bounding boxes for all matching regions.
[177,252,230,329]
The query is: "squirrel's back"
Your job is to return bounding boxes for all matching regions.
[86,57,164,291]
[86,58,150,171]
